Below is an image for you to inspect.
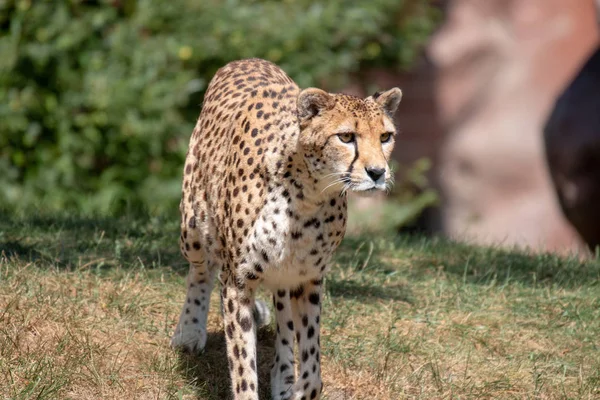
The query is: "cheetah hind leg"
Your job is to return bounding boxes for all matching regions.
[171,261,216,353]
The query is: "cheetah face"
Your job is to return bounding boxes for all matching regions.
[297,87,402,195]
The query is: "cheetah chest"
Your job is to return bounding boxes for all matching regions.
[240,193,346,290]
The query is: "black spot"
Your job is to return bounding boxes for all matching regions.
[308,293,319,305]
[287,321,294,330]
[307,326,315,338]
[261,250,269,262]
[303,218,320,229]
[240,317,252,332]
[290,286,304,298]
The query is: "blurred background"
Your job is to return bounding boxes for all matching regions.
[1,0,599,255]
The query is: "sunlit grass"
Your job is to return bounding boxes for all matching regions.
[1,211,599,399]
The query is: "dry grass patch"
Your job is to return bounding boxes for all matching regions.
[0,260,191,399]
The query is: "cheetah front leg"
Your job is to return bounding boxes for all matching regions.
[271,289,296,399]
[288,280,324,400]
[222,276,260,400]
[171,261,216,353]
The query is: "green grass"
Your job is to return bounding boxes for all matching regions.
[1,210,599,399]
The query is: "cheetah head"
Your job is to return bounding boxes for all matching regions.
[297,87,402,195]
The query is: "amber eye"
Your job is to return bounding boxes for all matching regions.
[380,132,393,143]
[337,132,356,143]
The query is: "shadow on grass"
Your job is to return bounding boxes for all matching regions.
[177,327,275,399]
[338,234,600,289]
[326,278,415,304]
[0,210,186,273]
[3,210,599,290]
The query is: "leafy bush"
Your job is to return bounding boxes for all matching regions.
[0,0,438,215]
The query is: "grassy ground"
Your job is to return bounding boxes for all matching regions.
[1,210,599,399]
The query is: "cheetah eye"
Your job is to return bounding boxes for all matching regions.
[380,132,393,143]
[337,132,355,144]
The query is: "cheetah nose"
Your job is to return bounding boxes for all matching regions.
[365,167,385,182]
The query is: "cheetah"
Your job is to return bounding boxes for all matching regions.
[171,58,402,400]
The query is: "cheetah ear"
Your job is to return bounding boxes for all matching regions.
[373,87,403,116]
[297,88,334,119]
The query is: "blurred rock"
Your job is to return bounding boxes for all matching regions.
[342,0,599,253]
[544,46,600,251]
[429,0,598,253]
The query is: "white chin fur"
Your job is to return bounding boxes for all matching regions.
[351,182,387,196]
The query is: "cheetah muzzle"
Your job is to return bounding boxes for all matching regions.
[171,58,402,400]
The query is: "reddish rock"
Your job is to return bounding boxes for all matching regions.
[428,0,598,252]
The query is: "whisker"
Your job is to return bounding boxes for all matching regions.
[321,171,348,179]
[320,179,345,194]
[320,174,352,194]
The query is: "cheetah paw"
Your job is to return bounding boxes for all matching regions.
[170,327,207,354]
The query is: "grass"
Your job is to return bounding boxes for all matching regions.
[1,210,599,399]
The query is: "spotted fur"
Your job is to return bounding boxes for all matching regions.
[171,58,402,400]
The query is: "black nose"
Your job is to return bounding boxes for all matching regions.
[365,167,385,182]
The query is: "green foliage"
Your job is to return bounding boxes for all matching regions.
[0,0,438,214]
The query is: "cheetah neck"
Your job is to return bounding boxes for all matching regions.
[286,150,345,212]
